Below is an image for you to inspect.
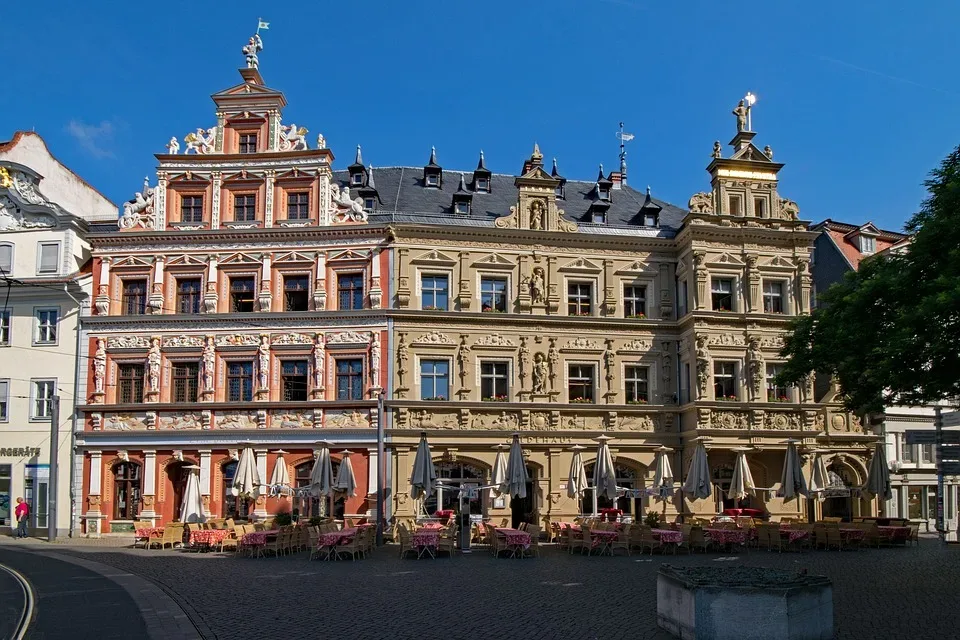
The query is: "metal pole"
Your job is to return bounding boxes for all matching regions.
[376,391,385,547]
[48,395,60,542]
[936,406,945,541]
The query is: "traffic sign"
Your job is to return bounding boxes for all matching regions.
[939,444,960,461]
[943,411,960,428]
[941,462,960,475]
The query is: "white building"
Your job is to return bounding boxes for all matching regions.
[0,131,115,536]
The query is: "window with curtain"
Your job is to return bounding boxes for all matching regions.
[113,462,141,520]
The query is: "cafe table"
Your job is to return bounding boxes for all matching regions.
[317,527,358,560]
[496,528,532,558]
[412,531,440,558]
[190,528,230,550]
[705,528,747,546]
[878,525,910,543]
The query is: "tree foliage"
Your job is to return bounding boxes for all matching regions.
[778,145,960,414]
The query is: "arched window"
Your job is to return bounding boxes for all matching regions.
[425,461,486,516]
[581,463,644,516]
[292,459,344,519]
[113,462,141,520]
[221,460,250,520]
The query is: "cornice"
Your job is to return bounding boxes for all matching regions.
[88,224,390,248]
[674,220,818,247]
[79,399,376,413]
[75,428,376,448]
[81,311,388,330]
[387,223,678,252]
[389,309,682,333]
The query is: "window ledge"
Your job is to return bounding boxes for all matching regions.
[169,221,209,230]
[276,219,316,227]
[222,220,263,229]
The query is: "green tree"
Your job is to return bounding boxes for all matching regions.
[778,145,960,414]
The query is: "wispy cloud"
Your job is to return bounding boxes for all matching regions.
[814,55,960,99]
[65,119,119,158]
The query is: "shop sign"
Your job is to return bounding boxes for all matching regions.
[0,447,41,457]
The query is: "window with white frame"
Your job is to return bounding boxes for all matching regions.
[766,363,787,402]
[762,281,784,314]
[623,284,647,318]
[625,366,649,404]
[0,379,8,421]
[713,361,736,400]
[921,444,934,465]
[568,364,595,403]
[567,282,593,316]
[0,310,9,346]
[37,242,59,275]
[421,274,449,310]
[480,276,508,313]
[902,443,916,464]
[480,361,509,401]
[35,308,58,344]
[32,379,55,419]
[859,235,876,254]
[0,243,12,275]
[711,278,734,311]
[420,359,450,401]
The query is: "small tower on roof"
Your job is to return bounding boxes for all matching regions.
[472,150,491,193]
[357,164,381,211]
[423,146,442,188]
[452,173,473,215]
[348,145,366,187]
[551,158,566,199]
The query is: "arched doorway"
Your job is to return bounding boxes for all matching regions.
[289,459,344,519]
[221,460,251,520]
[165,461,192,521]
[510,464,539,529]
[424,460,487,518]
[581,462,647,519]
[822,463,856,521]
[712,464,762,513]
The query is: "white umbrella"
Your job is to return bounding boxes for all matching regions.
[778,440,808,502]
[179,465,205,524]
[727,448,756,502]
[682,439,712,501]
[309,445,334,498]
[270,450,290,492]
[864,442,892,501]
[505,434,530,499]
[567,445,589,499]
[491,444,508,497]
[653,446,675,500]
[808,451,830,501]
[592,435,618,502]
[230,446,261,498]
[409,433,437,501]
[334,451,357,498]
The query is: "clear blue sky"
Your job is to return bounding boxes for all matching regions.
[5,0,958,231]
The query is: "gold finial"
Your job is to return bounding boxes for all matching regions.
[0,166,11,189]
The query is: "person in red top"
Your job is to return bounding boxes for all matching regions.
[14,497,29,539]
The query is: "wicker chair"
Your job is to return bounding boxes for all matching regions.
[337,532,364,561]
[610,525,631,556]
[155,524,185,550]
[688,526,710,553]
[640,527,663,555]
[397,525,417,559]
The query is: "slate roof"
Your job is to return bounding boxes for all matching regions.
[335,167,686,237]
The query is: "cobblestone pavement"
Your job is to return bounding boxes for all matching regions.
[16,538,960,640]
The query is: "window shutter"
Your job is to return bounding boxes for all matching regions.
[39,243,59,273]
[0,245,11,274]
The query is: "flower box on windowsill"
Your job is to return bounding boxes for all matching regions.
[481,308,506,314]
[627,313,646,320]
[571,398,594,404]
[482,396,508,402]
[571,311,592,317]
[716,396,738,402]
[422,396,447,401]
[626,399,649,405]
[767,396,790,403]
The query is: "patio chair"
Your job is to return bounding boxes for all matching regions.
[580,527,596,555]
[908,522,921,547]
[674,525,692,555]
[133,521,153,549]
[438,530,457,558]
[640,527,663,556]
[628,526,647,553]
[825,526,843,551]
[264,528,288,557]
[688,526,710,553]
[157,524,185,550]
[610,526,631,557]
[526,525,542,558]
[499,518,509,527]
[813,525,829,550]
[861,523,881,548]
[337,533,364,561]
[821,517,842,524]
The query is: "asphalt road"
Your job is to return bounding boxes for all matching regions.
[0,547,148,640]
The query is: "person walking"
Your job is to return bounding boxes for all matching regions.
[14,498,29,539]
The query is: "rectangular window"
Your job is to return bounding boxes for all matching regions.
[176,278,202,314]
[568,364,595,403]
[283,275,310,312]
[0,310,9,346]
[118,363,145,403]
[32,379,55,419]
[567,282,593,316]
[227,362,254,402]
[921,444,934,465]
[122,279,148,315]
[623,285,647,318]
[0,244,12,275]
[421,274,449,311]
[37,242,59,274]
[336,359,364,400]
[426,174,439,187]
[593,211,607,224]
[766,363,787,402]
[860,236,876,254]
[233,194,256,222]
[364,197,376,211]
[181,196,204,223]
[286,192,310,220]
[476,177,489,192]
[480,277,508,313]
[729,194,742,215]
[454,201,470,215]
[229,277,256,313]
[239,133,257,154]
[711,278,733,311]
[713,361,736,400]
[678,280,688,317]
[281,360,308,401]
[0,380,7,421]
[337,273,364,310]
[643,212,658,227]
[35,309,58,344]
[902,444,916,464]
[420,360,450,401]
[754,197,766,218]
[172,363,199,403]
[625,366,649,404]
[763,281,784,314]
[480,362,509,401]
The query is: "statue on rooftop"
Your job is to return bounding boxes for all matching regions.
[242,34,263,69]
[733,99,749,132]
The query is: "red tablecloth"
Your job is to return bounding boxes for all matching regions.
[706,528,747,544]
[190,529,229,545]
[420,523,446,531]
[319,528,357,548]
[412,531,440,549]
[878,526,910,540]
[240,529,279,547]
[839,528,866,541]
[497,528,532,549]
[652,528,682,543]
[136,527,164,538]
[780,529,809,543]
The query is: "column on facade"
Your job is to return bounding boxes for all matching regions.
[211,172,222,228]
[517,253,531,312]
[85,451,103,535]
[95,257,111,315]
[602,259,615,316]
[546,255,560,313]
[264,171,275,228]
[150,257,165,313]
[204,256,219,312]
[658,262,673,319]
[745,254,760,313]
[259,253,273,311]
[455,250,469,310]
[155,172,168,228]
[142,450,157,521]
[367,447,379,522]
[369,248,383,309]
[313,252,327,310]
[199,450,211,517]
[693,251,707,310]
[254,449,268,517]
[796,258,812,314]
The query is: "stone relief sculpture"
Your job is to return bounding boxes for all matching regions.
[530,200,545,230]
[456,335,470,388]
[330,184,368,223]
[547,338,559,390]
[799,372,813,404]
[518,337,530,385]
[687,192,714,214]
[326,331,370,345]
[370,333,381,388]
[313,333,326,389]
[747,337,764,400]
[118,177,156,230]
[201,336,216,392]
[107,336,151,349]
[396,333,409,388]
[166,137,180,154]
[327,410,369,429]
[93,339,106,395]
[147,337,162,392]
[530,268,546,304]
[279,124,309,151]
[532,353,547,394]
[184,127,216,155]
[603,340,616,387]
[712,141,722,158]
[257,335,270,389]
[778,198,800,220]
[695,335,711,399]
[242,33,263,69]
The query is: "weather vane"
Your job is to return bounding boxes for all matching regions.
[242,18,270,69]
[616,122,635,183]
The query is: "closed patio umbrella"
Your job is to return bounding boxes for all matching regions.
[727,448,756,502]
[269,450,291,494]
[505,434,529,499]
[334,451,357,498]
[567,445,588,499]
[231,446,261,499]
[808,451,830,501]
[682,439,712,501]
[309,445,334,498]
[179,465,205,524]
[778,440,808,502]
[864,442,892,501]
[653,446,675,500]
[592,435,618,502]
[409,433,437,501]
[491,444,508,497]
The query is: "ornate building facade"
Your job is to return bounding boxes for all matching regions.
[76,63,387,534]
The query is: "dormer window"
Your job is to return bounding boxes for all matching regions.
[423,146,443,189]
[348,145,366,188]
[239,133,257,154]
[860,235,876,254]
[595,165,613,202]
[555,184,565,198]
[593,211,607,224]
[351,173,364,186]
[364,197,376,211]
[472,151,491,193]
[552,158,566,199]
[476,177,489,192]
[426,174,439,188]
[598,186,610,200]
[455,201,471,215]
[643,212,658,227]
[452,173,472,216]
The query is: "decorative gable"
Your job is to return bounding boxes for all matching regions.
[559,257,602,274]
[111,255,153,268]
[493,144,578,233]
[759,255,797,271]
[616,260,657,276]
[328,249,370,262]
[274,251,316,264]
[471,253,515,269]
[165,254,208,266]
[411,249,457,266]
[218,252,261,265]
[706,252,746,268]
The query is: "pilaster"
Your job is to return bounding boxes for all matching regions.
[313,252,327,310]
[254,449,269,517]
[546,255,560,314]
[369,248,383,309]
[264,170,275,228]
[456,250,470,310]
[199,450,212,517]
[211,171,222,229]
[141,450,157,522]
[149,257,164,313]
[517,254,531,312]
[95,257,111,315]
[258,253,273,311]
[155,172,167,228]
[745,254,760,313]
[204,256,219,312]
[602,259,615,316]
[693,251,707,311]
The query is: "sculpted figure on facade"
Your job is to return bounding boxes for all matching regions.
[279,124,309,151]
[119,178,156,230]
[799,372,814,404]
[547,338,559,390]
[316,133,326,149]
[167,137,180,154]
[687,192,714,214]
[257,335,270,389]
[184,127,216,155]
[532,353,547,394]
[201,336,216,392]
[530,199,545,230]
[370,333,381,388]
[695,335,711,398]
[530,267,545,304]
[603,339,616,389]
[93,338,106,395]
[242,33,263,69]
[747,336,764,400]
[313,333,326,389]
[396,333,409,388]
[147,337,162,392]
[733,99,749,132]
[518,336,530,385]
[778,198,800,220]
[331,184,368,222]
[712,141,722,158]
[456,335,470,388]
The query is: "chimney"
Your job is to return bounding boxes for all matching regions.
[609,172,623,190]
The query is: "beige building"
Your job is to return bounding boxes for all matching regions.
[379,122,876,527]
[0,131,114,536]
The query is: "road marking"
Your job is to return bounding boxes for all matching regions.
[713,556,740,562]
[0,562,35,640]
